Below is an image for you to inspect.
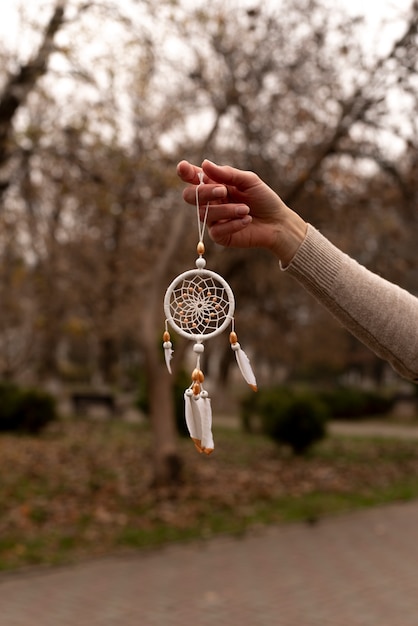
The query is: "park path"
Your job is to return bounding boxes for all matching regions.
[329,419,418,439]
[216,413,418,440]
[1,499,418,625]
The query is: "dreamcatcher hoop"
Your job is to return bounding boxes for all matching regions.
[164,267,235,341]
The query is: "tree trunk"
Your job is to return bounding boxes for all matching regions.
[145,342,182,488]
[140,210,189,488]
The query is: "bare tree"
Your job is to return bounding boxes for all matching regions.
[2,0,418,487]
[0,1,68,198]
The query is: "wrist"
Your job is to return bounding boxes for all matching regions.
[271,211,307,267]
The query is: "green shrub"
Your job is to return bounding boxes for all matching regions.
[244,387,329,455]
[240,389,261,432]
[16,389,57,434]
[0,383,57,435]
[319,387,394,419]
[0,383,22,431]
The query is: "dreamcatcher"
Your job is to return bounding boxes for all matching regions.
[163,173,257,455]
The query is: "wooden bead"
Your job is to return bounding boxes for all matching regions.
[192,382,201,396]
[197,241,205,255]
[163,331,170,342]
[229,331,238,344]
[192,369,204,382]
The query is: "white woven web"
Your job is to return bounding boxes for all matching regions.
[167,273,232,336]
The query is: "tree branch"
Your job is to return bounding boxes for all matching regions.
[284,5,418,205]
[0,1,68,193]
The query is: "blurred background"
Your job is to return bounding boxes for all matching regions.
[1,0,418,570]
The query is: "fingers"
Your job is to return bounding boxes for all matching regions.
[176,160,202,185]
[200,203,250,224]
[209,213,253,245]
[177,160,225,204]
[177,159,260,205]
[176,160,256,248]
[202,159,259,190]
[182,182,227,206]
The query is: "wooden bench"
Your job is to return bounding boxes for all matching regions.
[71,391,116,416]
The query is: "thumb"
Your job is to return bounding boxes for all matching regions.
[202,160,259,191]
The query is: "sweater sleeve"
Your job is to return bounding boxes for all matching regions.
[282,224,418,383]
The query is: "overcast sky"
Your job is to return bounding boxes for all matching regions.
[0,0,414,69]
[0,0,414,39]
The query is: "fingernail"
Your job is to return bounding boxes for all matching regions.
[212,186,227,198]
[237,205,249,216]
[241,215,252,225]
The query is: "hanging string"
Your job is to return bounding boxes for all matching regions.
[196,172,210,246]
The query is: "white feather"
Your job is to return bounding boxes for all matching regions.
[163,341,173,374]
[184,390,201,439]
[199,393,214,454]
[184,390,203,452]
[232,343,257,391]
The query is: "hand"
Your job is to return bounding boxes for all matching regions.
[176,159,307,265]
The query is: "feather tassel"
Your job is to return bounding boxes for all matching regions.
[184,389,203,453]
[199,391,214,455]
[231,342,257,391]
[163,341,173,374]
[162,330,174,374]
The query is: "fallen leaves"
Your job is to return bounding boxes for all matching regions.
[1,420,418,570]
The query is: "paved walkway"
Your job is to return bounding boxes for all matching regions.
[1,499,418,626]
[215,415,418,440]
[329,419,418,440]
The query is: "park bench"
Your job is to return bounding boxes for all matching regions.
[71,390,116,416]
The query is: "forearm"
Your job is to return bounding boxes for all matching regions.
[282,225,418,382]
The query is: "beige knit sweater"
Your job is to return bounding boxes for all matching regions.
[284,225,418,383]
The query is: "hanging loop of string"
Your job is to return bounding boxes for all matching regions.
[196,172,210,246]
